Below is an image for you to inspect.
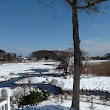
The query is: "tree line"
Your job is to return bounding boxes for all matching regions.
[90,53,110,60]
[0,49,17,62]
[1,48,110,62]
[30,50,72,61]
[31,50,58,60]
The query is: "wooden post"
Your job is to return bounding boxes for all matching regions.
[90,96,93,109]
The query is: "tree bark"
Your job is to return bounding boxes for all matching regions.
[71,0,81,110]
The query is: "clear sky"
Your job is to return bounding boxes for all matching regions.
[0,0,110,56]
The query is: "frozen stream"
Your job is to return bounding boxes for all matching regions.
[0,68,63,95]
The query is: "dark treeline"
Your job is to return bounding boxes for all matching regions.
[1,48,110,62]
[30,50,70,61]
[0,49,17,62]
[90,53,110,60]
[31,50,58,60]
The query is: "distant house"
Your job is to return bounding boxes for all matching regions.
[31,57,37,61]
[0,57,3,62]
[17,57,28,62]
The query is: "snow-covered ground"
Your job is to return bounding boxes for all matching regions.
[0,60,107,78]
[15,75,110,92]
[83,60,109,65]
[0,62,58,75]
[19,96,110,110]
[0,61,59,81]
[0,60,110,110]
[0,61,108,92]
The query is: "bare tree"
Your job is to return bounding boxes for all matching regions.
[57,50,71,75]
[37,0,108,110]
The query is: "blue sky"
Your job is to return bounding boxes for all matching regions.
[0,0,110,56]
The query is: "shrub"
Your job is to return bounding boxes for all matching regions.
[18,87,49,108]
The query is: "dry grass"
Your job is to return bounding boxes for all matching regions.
[0,61,18,64]
[86,61,110,76]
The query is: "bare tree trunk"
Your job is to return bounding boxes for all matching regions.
[71,0,81,110]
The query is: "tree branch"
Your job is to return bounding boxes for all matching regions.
[37,0,56,6]
[44,0,56,6]
[77,0,108,10]
[65,0,73,7]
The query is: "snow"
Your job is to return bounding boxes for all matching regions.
[21,105,68,110]
[0,60,110,110]
[0,60,108,78]
[83,60,109,65]
[18,97,110,110]
[0,62,59,81]
[15,77,46,84]
[3,61,109,93]
[14,75,110,93]
[0,62,58,75]
[80,77,110,92]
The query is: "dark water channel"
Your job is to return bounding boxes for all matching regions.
[80,90,110,98]
[0,68,63,95]
[64,89,110,99]
[32,83,62,95]
[17,83,63,95]
[0,77,22,88]
[18,68,64,77]
[0,68,110,98]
